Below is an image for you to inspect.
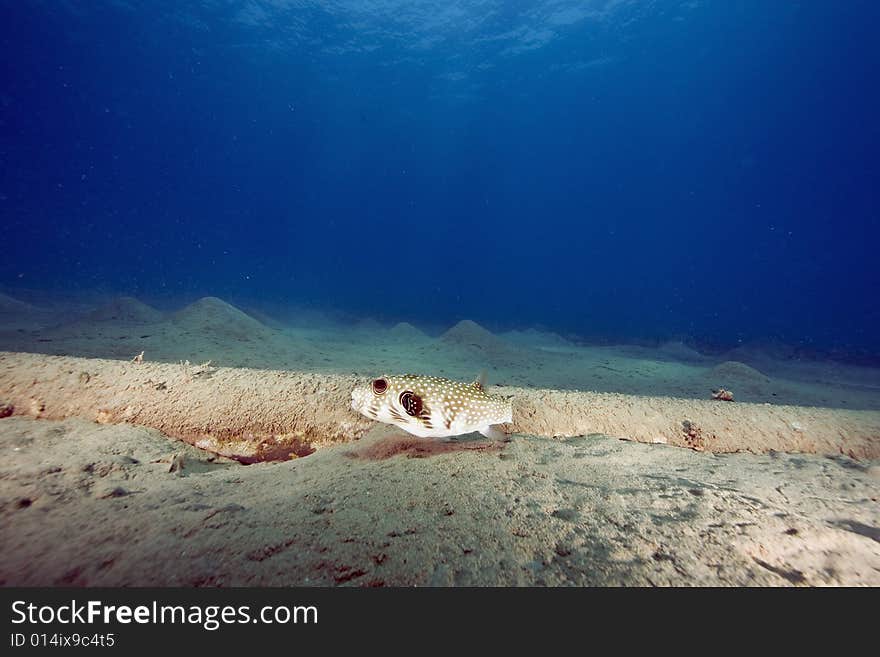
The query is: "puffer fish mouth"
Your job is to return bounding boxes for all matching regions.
[350,386,369,414]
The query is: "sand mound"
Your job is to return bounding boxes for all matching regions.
[708,360,771,385]
[85,296,164,324]
[238,306,286,330]
[440,320,510,352]
[502,328,573,349]
[170,297,275,341]
[658,341,706,362]
[725,339,798,363]
[389,322,430,341]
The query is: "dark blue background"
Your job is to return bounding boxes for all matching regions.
[1,2,877,351]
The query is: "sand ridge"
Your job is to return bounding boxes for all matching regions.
[1,351,878,462]
[389,322,431,341]
[0,292,878,462]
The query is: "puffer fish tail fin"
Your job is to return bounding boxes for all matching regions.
[472,370,488,392]
[479,424,507,441]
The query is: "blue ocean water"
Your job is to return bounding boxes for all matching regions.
[1,1,878,356]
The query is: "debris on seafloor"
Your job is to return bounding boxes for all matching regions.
[681,419,706,451]
[168,452,186,475]
[712,388,734,402]
[180,359,215,383]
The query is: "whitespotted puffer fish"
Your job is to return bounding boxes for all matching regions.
[350,373,512,440]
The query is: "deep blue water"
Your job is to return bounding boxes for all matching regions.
[1,1,878,353]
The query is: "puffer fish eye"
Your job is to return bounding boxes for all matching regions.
[371,378,388,395]
[399,390,423,417]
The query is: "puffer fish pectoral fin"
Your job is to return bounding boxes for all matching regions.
[472,370,488,392]
[479,424,507,441]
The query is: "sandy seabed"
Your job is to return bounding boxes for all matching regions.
[0,293,878,586]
